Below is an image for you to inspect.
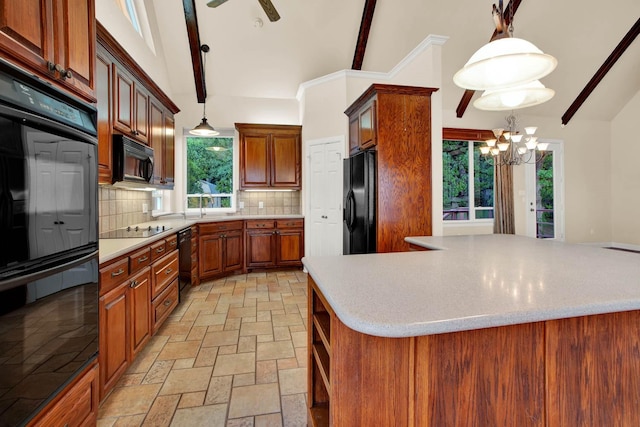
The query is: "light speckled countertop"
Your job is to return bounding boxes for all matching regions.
[99,214,304,264]
[301,234,640,338]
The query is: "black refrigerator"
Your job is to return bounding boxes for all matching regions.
[343,150,376,254]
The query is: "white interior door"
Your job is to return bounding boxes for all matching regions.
[306,137,345,257]
[525,140,565,240]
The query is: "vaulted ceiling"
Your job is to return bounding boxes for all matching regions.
[151,0,640,124]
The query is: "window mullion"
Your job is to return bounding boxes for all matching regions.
[468,141,475,220]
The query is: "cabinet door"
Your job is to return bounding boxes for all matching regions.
[96,50,112,184]
[113,65,134,135]
[133,86,149,144]
[149,100,164,185]
[0,0,51,79]
[223,230,243,272]
[99,282,129,399]
[245,230,276,268]
[52,0,95,100]
[163,114,175,187]
[240,134,270,188]
[129,267,151,359]
[271,133,301,188]
[349,116,360,154]
[200,234,223,277]
[359,101,376,149]
[276,229,304,266]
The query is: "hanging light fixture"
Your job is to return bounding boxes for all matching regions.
[453,0,557,109]
[190,44,219,136]
[478,112,548,165]
[474,80,555,111]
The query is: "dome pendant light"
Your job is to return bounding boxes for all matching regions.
[189,44,219,136]
[453,1,557,93]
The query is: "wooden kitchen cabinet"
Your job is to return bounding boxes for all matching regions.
[236,123,302,189]
[344,84,437,252]
[29,361,99,427]
[96,24,179,187]
[128,267,152,359]
[245,219,304,270]
[190,225,200,286]
[0,0,96,101]
[199,221,244,281]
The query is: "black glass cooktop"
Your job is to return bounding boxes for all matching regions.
[99,225,172,239]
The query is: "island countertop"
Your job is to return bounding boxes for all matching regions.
[301,234,640,338]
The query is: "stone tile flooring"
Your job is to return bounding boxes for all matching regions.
[97,270,309,427]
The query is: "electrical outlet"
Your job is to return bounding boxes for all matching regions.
[259,201,264,209]
[142,203,148,213]
[239,201,245,209]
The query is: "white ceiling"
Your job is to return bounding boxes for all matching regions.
[152,0,640,122]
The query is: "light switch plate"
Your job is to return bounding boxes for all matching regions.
[239,201,245,209]
[259,201,264,209]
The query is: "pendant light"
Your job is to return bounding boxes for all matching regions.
[190,44,219,136]
[453,1,557,96]
[474,80,555,111]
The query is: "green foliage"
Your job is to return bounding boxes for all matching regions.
[442,140,469,208]
[473,143,494,207]
[537,153,554,224]
[186,137,233,196]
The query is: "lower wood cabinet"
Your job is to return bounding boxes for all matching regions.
[99,235,178,400]
[199,221,244,281]
[245,219,304,270]
[29,361,99,427]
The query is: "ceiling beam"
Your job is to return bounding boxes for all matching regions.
[561,17,640,126]
[456,0,523,118]
[183,0,206,103]
[351,0,377,70]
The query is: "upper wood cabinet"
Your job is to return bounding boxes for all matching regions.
[236,123,302,189]
[96,24,179,187]
[0,0,96,102]
[345,84,438,252]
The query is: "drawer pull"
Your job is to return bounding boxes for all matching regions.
[156,247,165,253]
[111,268,125,278]
[137,255,149,262]
[164,299,172,307]
[129,280,138,288]
[169,241,177,247]
[165,268,173,274]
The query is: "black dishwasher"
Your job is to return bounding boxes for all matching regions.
[178,227,192,299]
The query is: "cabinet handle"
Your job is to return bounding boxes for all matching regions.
[129,280,138,288]
[156,247,165,253]
[164,299,172,307]
[111,268,125,278]
[169,241,177,247]
[138,255,149,262]
[165,268,173,274]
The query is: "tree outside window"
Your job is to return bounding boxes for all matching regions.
[186,137,234,211]
[443,140,494,221]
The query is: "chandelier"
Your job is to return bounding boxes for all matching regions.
[479,113,548,165]
[453,1,557,111]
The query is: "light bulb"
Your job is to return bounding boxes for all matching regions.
[498,142,510,151]
[486,139,497,147]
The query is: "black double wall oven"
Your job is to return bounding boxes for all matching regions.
[0,61,99,426]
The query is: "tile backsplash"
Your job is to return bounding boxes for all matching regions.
[99,187,152,233]
[234,191,301,216]
[99,188,301,234]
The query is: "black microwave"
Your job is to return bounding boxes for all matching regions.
[112,135,154,187]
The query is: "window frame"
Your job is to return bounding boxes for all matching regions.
[442,128,495,226]
[184,134,236,215]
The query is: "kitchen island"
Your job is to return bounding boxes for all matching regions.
[302,235,640,426]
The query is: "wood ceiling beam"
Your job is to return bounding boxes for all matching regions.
[561,18,640,126]
[183,0,206,103]
[456,0,523,118]
[352,0,377,70]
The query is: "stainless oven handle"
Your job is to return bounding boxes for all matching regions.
[0,249,98,292]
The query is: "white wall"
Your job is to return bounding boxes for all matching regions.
[611,90,640,246]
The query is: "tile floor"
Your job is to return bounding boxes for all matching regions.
[97,270,309,427]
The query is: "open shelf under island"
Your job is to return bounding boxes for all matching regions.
[303,234,640,427]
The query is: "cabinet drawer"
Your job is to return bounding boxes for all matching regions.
[152,279,178,333]
[246,220,275,229]
[99,258,129,294]
[129,247,151,273]
[151,251,179,299]
[199,221,244,234]
[276,219,304,229]
[32,363,98,427]
[166,234,178,252]
[150,240,167,262]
